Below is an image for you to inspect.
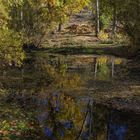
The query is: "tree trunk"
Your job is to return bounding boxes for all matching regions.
[95,0,100,37]
[58,23,62,32]
[20,7,23,27]
[112,1,117,35]
[111,57,115,77]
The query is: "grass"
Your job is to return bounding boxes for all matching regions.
[24,30,132,58]
[26,34,130,58]
[33,44,129,58]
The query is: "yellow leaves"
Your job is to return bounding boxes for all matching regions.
[1,0,90,50]
[98,31,109,41]
[0,1,9,26]
[97,56,109,66]
[56,94,83,129]
[0,102,40,140]
[115,58,122,65]
[97,56,123,66]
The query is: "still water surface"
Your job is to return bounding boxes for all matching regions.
[0,52,140,140]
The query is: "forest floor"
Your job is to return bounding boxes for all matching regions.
[35,8,134,58]
[38,30,139,59]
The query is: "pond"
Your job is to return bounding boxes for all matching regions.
[0,52,140,140]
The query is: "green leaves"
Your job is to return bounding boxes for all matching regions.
[0,0,25,67]
[7,0,90,47]
[0,0,90,60]
[0,27,25,66]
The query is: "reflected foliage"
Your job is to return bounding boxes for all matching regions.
[0,53,139,140]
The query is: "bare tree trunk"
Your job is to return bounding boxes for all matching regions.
[95,0,100,37]
[112,0,117,35]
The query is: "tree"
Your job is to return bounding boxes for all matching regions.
[95,0,100,37]
[91,0,140,48]
[112,0,117,35]
[0,0,25,67]
[116,0,140,48]
[8,0,90,47]
[0,0,90,66]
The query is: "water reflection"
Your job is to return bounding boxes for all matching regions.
[108,122,127,140]
[92,56,124,80]
[0,53,128,93]
[2,88,135,139]
[36,92,84,139]
[22,92,139,140]
[1,94,138,140]
[0,53,139,140]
